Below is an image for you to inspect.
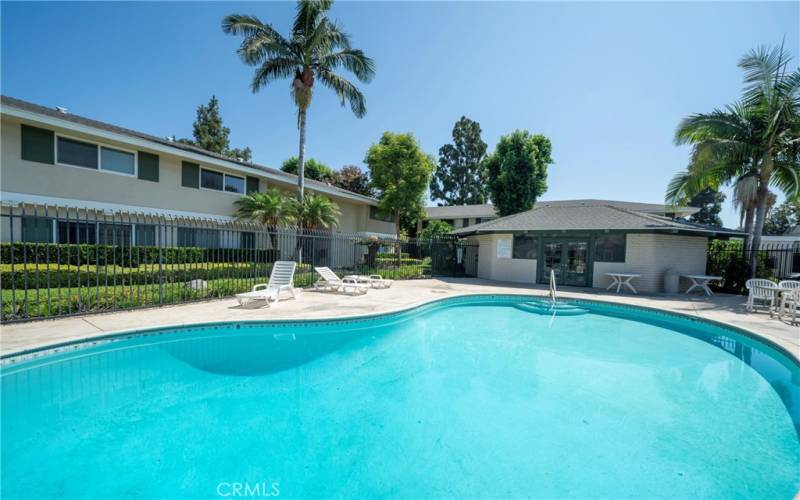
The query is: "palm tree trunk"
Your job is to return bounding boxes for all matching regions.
[742,205,754,253]
[297,109,307,201]
[749,180,771,278]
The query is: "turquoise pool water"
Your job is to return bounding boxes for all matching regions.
[2,296,798,499]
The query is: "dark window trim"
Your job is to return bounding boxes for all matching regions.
[594,233,626,263]
[512,234,537,260]
[21,124,55,164]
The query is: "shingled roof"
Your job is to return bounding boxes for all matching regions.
[1,95,378,204]
[451,201,743,237]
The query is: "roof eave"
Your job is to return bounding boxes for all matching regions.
[1,100,379,206]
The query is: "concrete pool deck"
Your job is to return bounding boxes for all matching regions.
[1,278,798,360]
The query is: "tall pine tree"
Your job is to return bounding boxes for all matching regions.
[430,116,489,205]
[179,96,252,161]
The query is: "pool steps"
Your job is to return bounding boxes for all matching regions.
[513,302,590,316]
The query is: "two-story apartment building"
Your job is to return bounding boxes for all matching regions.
[0,96,395,249]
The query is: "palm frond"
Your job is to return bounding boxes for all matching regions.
[293,0,332,39]
[317,48,375,83]
[317,69,366,117]
[251,57,300,93]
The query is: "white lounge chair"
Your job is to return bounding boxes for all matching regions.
[314,267,369,295]
[236,261,297,307]
[343,274,393,289]
[777,280,799,325]
[745,278,777,313]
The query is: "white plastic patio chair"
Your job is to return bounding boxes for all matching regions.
[314,267,369,295]
[745,278,777,313]
[343,274,393,289]
[777,281,800,325]
[236,261,297,307]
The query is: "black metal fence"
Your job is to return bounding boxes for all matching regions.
[0,204,478,323]
[706,242,800,293]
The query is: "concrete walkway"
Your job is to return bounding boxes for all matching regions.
[1,278,797,360]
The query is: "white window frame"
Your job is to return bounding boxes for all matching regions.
[55,133,138,178]
[198,167,247,196]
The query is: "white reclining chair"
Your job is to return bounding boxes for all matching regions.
[236,261,298,307]
[314,267,369,295]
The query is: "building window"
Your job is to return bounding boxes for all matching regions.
[201,169,224,191]
[462,218,470,227]
[369,206,393,222]
[98,224,132,246]
[177,228,220,248]
[136,225,157,246]
[21,217,53,243]
[100,147,135,175]
[512,235,537,259]
[57,221,96,244]
[57,137,98,169]
[240,231,255,249]
[595,234,626,262]
[21,124,55,164]
[225,174,245,194]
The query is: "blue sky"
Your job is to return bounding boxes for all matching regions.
[2,1,798,227]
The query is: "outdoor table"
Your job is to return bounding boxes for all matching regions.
[682,274,722,296]
[774,285,799,316]
[605,273,641,294]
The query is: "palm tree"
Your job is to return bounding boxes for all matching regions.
[287,193,341,230]
[667,44,800,276]
[739,44,800,274]
[233,188,291,249]
[286,193,340,264]
[222,0,375,201]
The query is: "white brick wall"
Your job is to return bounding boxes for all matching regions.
[592,234,708,293]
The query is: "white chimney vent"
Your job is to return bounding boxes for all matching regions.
[55,106,68,114]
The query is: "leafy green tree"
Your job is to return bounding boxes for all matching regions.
[430,116,489,205]
[287,193,341,230]
[333,165,375,197]
[223,1,375,201]
[365,132,435,244]
[485,130,553,217]
[667,44,800,276]
[686,188,726,227]
[419,220,453,240]
[281,157,335,183]
[179,96,252,161]
[764,199,800,235]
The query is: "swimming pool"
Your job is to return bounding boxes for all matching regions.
[2,295,798,498]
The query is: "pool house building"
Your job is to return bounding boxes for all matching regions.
[452,199,745,294]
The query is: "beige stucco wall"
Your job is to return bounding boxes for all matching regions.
[592,233,708,293]
[469,233,536,283]
[1,116,394,236]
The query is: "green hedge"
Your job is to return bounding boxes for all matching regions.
[375,257,424,266]
[376,252,410,259]
[0,243,279,267]
[1,262,314,290]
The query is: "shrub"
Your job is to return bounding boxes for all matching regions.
[0,243,279,267]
